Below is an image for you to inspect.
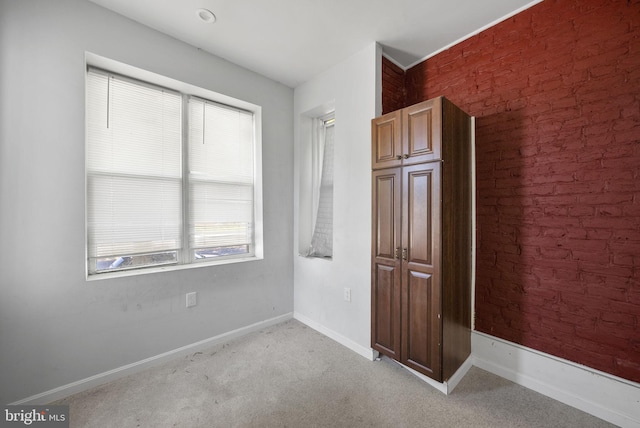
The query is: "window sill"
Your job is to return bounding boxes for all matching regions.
[297,254,333,261]
[86,254,263,282]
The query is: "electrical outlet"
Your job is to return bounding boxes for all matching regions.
[186,292,197,308]
[344,288,351,302]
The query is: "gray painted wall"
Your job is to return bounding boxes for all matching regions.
[0,0,294,404]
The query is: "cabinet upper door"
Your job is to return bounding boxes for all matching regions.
[371,110,402,170]
[402,97,442,165]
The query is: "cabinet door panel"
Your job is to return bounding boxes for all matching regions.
[374,173,397,259]
[372,264,400,358]
[371,169,401,358]
[372,110,402,169]
[402,98,441,164]
[401,162,442,380]
[404,271,440,377]
[405,168,433,266]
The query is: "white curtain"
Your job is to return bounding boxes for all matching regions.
[307,117,334,257]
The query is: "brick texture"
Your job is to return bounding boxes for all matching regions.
[382,56,406,114]
[391,0,640,382]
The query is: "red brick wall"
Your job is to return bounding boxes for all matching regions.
[382,56,406,114]
[401,0,640,382]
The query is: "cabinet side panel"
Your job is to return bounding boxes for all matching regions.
[441,98,472,380]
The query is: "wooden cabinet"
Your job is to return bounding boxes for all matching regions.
[371,96,471,383]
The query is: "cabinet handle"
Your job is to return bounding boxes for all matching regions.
[403,154,409,159]
[396,155,402,160]
[394,248,399,259]
[402,248,407,260]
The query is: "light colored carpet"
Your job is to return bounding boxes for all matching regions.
[54,320,613,427]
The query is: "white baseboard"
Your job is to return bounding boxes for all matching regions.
[401,354,473,395]
[11,312,294,405]
[293,312,376,361]
[472,331,640,428]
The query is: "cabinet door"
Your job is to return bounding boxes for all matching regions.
[371,168,402,359]
[400,162,442,380]
[402,97,442,165]
[371,110,402,169]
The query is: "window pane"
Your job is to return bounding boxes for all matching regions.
[188,98,255,258]
[189,100,254,182]
[87,72,182,178]
[95,251,178,273]
[87,174,182,257]
[195,245,249,260]
[86,69,182,270]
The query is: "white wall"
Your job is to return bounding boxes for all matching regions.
[293,43,381,356]
[0,0,293,404]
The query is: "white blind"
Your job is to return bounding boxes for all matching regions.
[86,69,183,261]
[188,98,254,251]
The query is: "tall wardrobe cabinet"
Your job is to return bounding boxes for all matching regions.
[371,96,472,383]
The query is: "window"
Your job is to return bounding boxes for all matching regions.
[305,114,334,258]
[86,62,262,277]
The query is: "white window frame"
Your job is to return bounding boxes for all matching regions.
[85,53,263,280]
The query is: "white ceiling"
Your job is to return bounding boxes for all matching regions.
[87,0,539,88]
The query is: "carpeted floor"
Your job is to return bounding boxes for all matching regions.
[54,320,614,427]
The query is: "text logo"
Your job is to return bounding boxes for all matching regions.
[2,406,68,428]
